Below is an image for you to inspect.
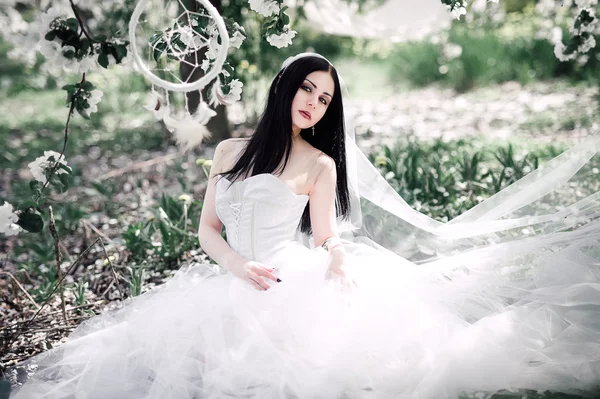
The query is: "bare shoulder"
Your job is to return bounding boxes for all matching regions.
[215,137,249,153]
[213,138,249,173]
[309,151,336,187]
[315,151,336,171]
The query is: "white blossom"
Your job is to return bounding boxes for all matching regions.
[38,5,69,39]
[209,79,243,107]
[204,21,222,60]
[206,36,221,60]
[229,30,246,49]
[79,53,98,72]
[38,40,96,74]
[451,6,467,19]
[574,0,598,8]
[266,27,297,48]
[144,90,170,120]
[38,38,62,61]
[28,150,71,183]
[550,26,563,44]
[579,34,597,53]
[553,42,573,61]
[179,25,206,50]
[0,202,21,236]
[84,89,103,116]
[201,58,211,72]
[248,0,279,17]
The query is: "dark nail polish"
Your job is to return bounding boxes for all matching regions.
[277,278,282,282]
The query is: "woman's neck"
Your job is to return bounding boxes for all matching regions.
[292,127,301,137]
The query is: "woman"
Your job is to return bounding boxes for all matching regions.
[198,54,356,291]
[12,54,600,399]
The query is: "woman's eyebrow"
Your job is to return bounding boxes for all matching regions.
[305,79,332,98]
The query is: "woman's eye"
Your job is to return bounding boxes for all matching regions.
[320,97,327,105]
[301,85,311,92]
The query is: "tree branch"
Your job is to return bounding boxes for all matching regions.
[70,0,96,43]
[34,73,85,203]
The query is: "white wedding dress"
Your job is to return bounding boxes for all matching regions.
[12,173,600,398]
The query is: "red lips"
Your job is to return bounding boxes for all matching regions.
[299,110,311,120]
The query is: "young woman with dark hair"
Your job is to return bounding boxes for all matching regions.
[197,54,356,291]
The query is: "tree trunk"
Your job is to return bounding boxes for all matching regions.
[179,0,231,144]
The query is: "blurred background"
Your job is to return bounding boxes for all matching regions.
[1,1,600,390]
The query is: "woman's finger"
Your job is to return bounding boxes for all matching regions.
[255,267,280,282]
[248,277,266,291]
[250,273,271,290]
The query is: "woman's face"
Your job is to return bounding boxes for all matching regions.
[291,70,335,132]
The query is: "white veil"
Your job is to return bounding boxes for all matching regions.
[283,53,600,262]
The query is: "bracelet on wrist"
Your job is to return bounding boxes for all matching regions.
[321,236,342,252]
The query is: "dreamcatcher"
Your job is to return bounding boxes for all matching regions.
[128,0,245,150]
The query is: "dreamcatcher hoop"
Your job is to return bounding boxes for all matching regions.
[128,0,229,92]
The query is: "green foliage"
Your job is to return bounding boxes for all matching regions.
[123,221,155,263]
[123,194,203,268]
[70,277,89,306]
[386,41,442,87]
[386,10,600,91]
[371,137,554,221]
[126,264,146,297]
[52,202,88,236]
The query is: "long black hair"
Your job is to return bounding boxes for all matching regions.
[218,55,350,234]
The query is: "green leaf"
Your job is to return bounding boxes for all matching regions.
[17,211,44,233]
[282,13,290,26]
[57,163,72,174]
[77,108,90,119]
[29,180,42,191]
[63,49,76,59]
[98,52,109,68]
[115,44,127,63]
[80,80,95,91]
[65,18,79,32]
[57,173,70,192]
[79,38,91,55]
[95,34,108,42]
[158,220,170,242]
[17,200,38,212]
[44,30,57,41]
[62,84,76,93]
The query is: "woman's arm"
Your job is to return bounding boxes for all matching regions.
[197,139,248,272]
[197,139,279,291]
[309,155,348,269]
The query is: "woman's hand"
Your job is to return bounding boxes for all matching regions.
[230,259,280,291]
[325,262,358,289]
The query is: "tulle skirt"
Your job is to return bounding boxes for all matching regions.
[11,230,600,399]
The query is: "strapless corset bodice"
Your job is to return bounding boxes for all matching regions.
[215,174,310,262]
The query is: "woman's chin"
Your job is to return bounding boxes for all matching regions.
[292,120,312,131]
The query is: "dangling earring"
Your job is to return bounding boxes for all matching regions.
[312,126,315,136]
